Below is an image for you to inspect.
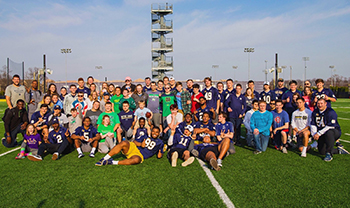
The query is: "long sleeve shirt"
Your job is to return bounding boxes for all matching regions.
[250,110,273,136]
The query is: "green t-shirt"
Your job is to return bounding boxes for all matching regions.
[97,112,120,128]
[97,124,115,142]
[119,97,136,112]
[110,94,123,114]
[160,93,175,117]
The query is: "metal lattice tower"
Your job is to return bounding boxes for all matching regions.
[151,3,173,80]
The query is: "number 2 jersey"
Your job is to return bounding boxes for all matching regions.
[48,127,70,144]
[135,135,164,159]
[310,107,341,136]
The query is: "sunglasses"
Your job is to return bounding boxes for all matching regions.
[165,87,170,89]
[78,95,84,97]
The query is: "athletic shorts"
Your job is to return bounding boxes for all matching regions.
[199,146,226,161]
[81,142,92,153]
[123,142,144,163]
[167,147,187,161]
[297,135,309,147]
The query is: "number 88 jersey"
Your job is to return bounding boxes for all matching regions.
[136,135,164,159]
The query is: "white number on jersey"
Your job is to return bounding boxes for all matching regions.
[205,92,212,101]
[144,138,156,150]
[179,137,188,146]
[56,135,63,143]
[83,132,90,141]
[316,116,325,128]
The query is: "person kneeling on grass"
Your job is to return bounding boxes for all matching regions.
[271,100,290,154]
[95,127,164,166]
[28,118,70,161]
[15,124,41,159]
[71,117,101,158]
[97,115,116,154]
[167,127,195,167]
[192,135,230,171]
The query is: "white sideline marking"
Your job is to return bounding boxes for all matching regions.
[345,133,350,136]
[0,147,20,157]
[0,121,3,123]
[340,139,350,144]
[197,158,235,208]
[338,117,350,120]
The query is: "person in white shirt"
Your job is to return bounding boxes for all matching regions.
[291,97,312,157]
[243,100,259,147]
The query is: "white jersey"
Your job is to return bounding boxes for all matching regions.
[291,108,312,131]
[243,109,255,133]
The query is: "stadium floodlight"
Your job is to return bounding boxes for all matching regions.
[212,65,219,81]
[329,65,335,86]
[232,66,238,82]
[46,69,53,75]
[244,48,254,80]
[302,57,309,84]
[61,48,72,87]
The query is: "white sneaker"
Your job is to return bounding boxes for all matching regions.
[52,152,59,160]
[89,152,95,158]
[301,152,307,157]
[282,147,288,154]
[78,153,85,158]
[171,151,178,167]
[181,156,195,167]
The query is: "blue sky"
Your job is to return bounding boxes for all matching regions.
[0,0,349,82]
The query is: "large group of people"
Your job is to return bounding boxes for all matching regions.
[2,74,349,170]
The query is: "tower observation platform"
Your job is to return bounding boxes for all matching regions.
[151,3,173,79]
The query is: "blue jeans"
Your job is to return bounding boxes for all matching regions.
[3,123,25,148]
[253,133,269,152]
[230,118,242,143]
[246,132,254,147]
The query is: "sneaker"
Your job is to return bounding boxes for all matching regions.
[292,135,297,143]
[324,153,333,162]
[217,159,222,167]
[181,156,195,167]
[253,150,262,155]
[301,152,307,157]
[282,147,288,154]
[171,151,178,167]
[336,141,343,148]
[78,153,85,158]
[209,158,221,171]
[310,141,318,149]
[27,154,42,161]
[338,146,350,154]
[89,152,95,158]
[15,153,25,159]
[52,152,59,160]
[191,149,199,157]
[95,158,112,166]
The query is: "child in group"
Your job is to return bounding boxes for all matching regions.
[132,101,152,138]
[15,124,41,159]
[133,117,150,140]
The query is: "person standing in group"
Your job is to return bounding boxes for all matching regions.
[274,78,288,100]
[312,78,337,108]
[160,84,176,120]
[173,81,191,116]
[186,79,194,95]
[76,77,91,99]
[5,74,26,109]
[111,87,123,114]
[121,76,136,92]
[147,81,162,129]
[132,84,149,109]
[63,84,77,117]
[191,84,203,114]
[25,80,42,119]
[202,77,220,122]
[143,77,152,92]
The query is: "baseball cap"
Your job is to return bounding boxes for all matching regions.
[103,92,110,96]
[125,76,132,81]
[54,105,61,110]
[263,81,270,86]
[52,118,59,124]
[278,78,284,82]
[169,77,175,81]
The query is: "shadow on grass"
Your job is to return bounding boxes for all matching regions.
[37,199,46,208]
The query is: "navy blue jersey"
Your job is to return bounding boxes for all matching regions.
[143,86,151,92]
[73,125,98,142]
[193,121,216,141]
[282,90,302,115]
[244,90,260,101]
[223,89,236,102]
[136,127,148,139]
[172,134,192,149]
[260,90,276,110]
[215,121,234,136]
[48,127,69,144]
[194,143,218,154]
[135,135,164,159]
[195,106,213,121]
[273,87,288,100]
[176,121,195,135]
[202,86,219,110]
[311,107,341,135]
[225,93,246,118]
[76,87,91,98]
[118,110,134,131]
[30,111,50,127]
[312,88,336,108]
[218,91,225,103]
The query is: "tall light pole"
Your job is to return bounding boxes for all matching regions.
[61,48,72,87]
[302,57,309,85]
[95,66,102,88]
[232,66,238,81]
[329,65,335,86]
[212,65,219,81]
[289,66,292,81]
[281,66,287,78]
[244,48,254,80]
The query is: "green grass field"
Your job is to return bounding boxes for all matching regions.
[0,99,349,208]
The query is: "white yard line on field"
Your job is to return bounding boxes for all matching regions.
[340,139,350,144]
[0,147,20,157]
[338,117,350,121]
[197,158,235,208]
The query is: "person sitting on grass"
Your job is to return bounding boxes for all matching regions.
[215,112,235,154]
[71,117,101,158]
[193,112,216,144]
[291,97,312,157]
[167,127,195,167]
[250,100,273,155]
[15,124,41,159]
[28,118,70,161]
[133,117,149,140]
[192,135,230,171]
[97,115,116,154]
[132,100,152,139]
[310,98,349,162]
[163,104,183,142]
[271,100,290,154]
[95,127,164,166]
[2,99,28,148]
[30,104,50,142]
